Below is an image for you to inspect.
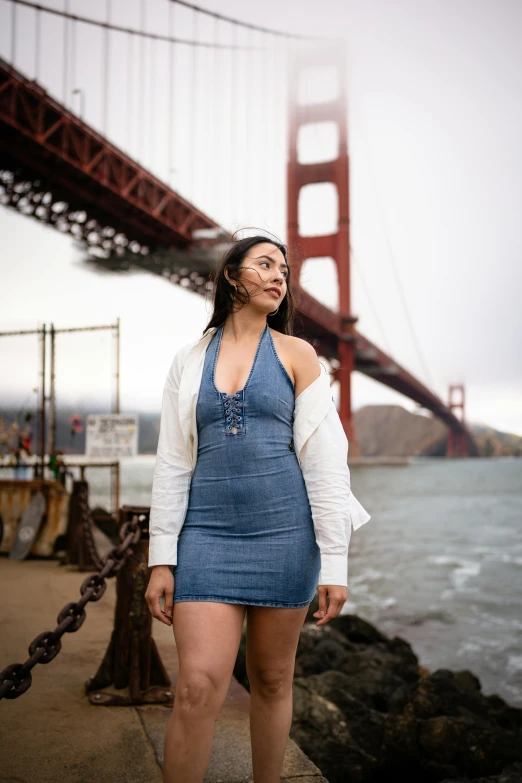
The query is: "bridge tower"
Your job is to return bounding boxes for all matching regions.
[447,384,469,457]
[287,45,359,452]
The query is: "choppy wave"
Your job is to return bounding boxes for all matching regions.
[427,555,482,589]
[506,655,522,675]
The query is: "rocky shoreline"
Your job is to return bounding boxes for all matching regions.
[233,600,522,783]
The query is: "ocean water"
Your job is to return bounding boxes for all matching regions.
[85,454,522,707]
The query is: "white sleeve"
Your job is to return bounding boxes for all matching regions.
[299,400,370,588]
[148,350,193,568]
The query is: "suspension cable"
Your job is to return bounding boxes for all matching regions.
[350,244,394,356]
[126,31,134,154]
[356,112,435,388]
[2,0,271,49]
[10,0,16,63]
[62,0,69,105]
[168,0,175,188]
[167,0,321,40]
[138,0,146,161]
[102,0,111,134]
[34,5,40,78]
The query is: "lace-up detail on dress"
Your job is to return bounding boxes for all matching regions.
[221,392,243,431]
[212,323,268,436]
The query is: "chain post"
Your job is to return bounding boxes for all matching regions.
[85,506,173,707]
[65,480,104,571]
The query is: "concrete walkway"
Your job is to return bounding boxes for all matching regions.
[0,557,327,783]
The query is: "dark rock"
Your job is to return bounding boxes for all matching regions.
[440,760,522,782]
[483,693,522,734]
[335,645,417,713]
[382,710,522,780]
[290,678,377,783]
[380,670,522,781]
[294,622,358,677]
[453,669,482,694]
[295,670,386,759]
[332,614,421,683]
[297,617,421,713]
[234,612,522,783]
[332,613,392,645]
[405,669,522,732]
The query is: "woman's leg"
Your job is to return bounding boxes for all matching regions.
[245,604,310,783]
[164,600,247,783]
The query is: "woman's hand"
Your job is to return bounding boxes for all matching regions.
[313,584,347,626]
[145,565,175,626]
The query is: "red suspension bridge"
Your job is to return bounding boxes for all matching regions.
[0,0,476,457]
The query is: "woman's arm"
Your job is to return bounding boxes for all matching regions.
[148,346,194,568]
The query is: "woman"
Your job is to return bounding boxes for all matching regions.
[145,234,370,783]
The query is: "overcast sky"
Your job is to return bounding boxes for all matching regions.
[1,0,521,435]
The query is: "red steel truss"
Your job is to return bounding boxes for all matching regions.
[0,58,221,256]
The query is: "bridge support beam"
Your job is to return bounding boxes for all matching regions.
[447,384,470,457]
[287,45,360,453]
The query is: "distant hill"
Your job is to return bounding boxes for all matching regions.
[354,405,522,458]
[1,403,520,458]
[471,423,522,457]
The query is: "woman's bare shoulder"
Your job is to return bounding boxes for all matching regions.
[268,329,321,398]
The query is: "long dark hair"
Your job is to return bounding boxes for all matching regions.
[202,234,297,336]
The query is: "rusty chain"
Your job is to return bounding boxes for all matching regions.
[0,513,143,700]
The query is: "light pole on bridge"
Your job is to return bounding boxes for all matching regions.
[72,88,85,121]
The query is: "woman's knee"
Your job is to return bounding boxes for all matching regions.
[248,665,294,699]
[175,669,223,717]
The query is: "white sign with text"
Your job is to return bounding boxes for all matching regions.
[86,414,138,458]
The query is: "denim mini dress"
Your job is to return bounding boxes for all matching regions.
[172,322,321,608]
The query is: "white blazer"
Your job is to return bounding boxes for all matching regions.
[149,326,371,588]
